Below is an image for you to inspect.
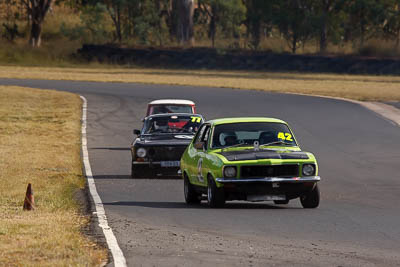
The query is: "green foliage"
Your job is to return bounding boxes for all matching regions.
[132,0,168,45]
[60,3,111,43]
[343,0,388,46]
[198,0,246,47]
[2,23,20,42]
[244,0,276,49]
[2,0,400,53]
[273,0,317,53]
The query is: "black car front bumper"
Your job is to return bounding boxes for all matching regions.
[132,161,181,177]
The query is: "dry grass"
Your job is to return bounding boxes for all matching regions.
[0,86,107,266]
[0,66,400,101]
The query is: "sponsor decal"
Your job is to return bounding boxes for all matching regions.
[277,132,293,141]
[197,158,204,182]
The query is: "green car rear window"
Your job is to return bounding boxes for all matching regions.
[211,122,297,148]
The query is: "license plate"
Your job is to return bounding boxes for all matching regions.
[247,195,286,202]
[160,161,180,167]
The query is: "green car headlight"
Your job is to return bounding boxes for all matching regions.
[223,166,237,178]
[136,147,147,158]
[302,164,315,176]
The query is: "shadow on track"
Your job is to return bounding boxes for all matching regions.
[102,201,292,210]
[93,175,182,180]
[91,147,130,151]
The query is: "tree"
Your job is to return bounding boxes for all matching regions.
[198,0,245,47]
[176,0,194,46]
[343,0,387,48]
[22,0,54,47]
[274,0,316,53]
[315,0,339,53]
[382,0,400,48]
[243,0,276,50]
[102,0,125,43]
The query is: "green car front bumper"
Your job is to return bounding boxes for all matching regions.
[214,176,320,201]
[215,176,320,183]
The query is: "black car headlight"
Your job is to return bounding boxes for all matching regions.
[136,147,147,158]
[223,166,237,178]
[302,164,315,176]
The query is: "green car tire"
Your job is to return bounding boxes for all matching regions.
[207,176,225,208]
[184,174,201,204]
[300,184,320,208]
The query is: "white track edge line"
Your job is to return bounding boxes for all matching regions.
[80,96,127,267]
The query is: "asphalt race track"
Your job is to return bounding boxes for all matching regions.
[1,78,400,266]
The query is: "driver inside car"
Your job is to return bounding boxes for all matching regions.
[224,134,238,146]
[153,119,169,132]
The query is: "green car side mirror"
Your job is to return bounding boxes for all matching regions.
[194,142,205,150]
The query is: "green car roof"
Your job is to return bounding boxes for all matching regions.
[207,117,287,126]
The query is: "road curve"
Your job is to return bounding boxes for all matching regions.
[1,78,400,266]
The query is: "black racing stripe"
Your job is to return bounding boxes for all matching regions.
[218,150,309,161]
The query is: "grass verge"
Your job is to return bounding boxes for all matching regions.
[0,86,107,266]
[1,66,400,101]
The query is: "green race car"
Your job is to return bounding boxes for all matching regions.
[180,117,321,208]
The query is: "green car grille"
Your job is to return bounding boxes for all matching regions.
[240,164,299,178]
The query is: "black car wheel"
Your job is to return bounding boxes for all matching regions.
[274,199,289,205]
[207,176,225,208]
[184,174,201,204]
[300,184,320,208]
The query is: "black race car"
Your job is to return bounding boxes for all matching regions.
[131,113,204,178]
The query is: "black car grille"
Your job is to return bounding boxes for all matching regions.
[147,146,186,161]
[240,164,299,178]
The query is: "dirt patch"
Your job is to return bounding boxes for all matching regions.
[77,45,400,75]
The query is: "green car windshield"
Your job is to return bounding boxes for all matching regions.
[211,122,297,148]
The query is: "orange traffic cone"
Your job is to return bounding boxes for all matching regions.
[23,183,35,211]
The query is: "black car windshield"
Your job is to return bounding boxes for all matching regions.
[211,122,297,148]
[144,115,202,134]
[150,105,193,114]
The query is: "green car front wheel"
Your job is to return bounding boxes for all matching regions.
[300,184,320,208]
[207,176,225,208]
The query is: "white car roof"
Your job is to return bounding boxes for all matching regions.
[149,99,195,105]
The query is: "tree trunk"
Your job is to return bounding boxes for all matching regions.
[319,0,333,53]
[210,17,215,48]
[319,15,328,53]
[106,2,122,43]
[26,0,53,47]
[116,4,122,43]
[292,34,297,54]
[166,0,178,42]
[177,0,195,46]
[209,11,216,48]
[29,20,42,47]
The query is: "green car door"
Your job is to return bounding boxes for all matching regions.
[186,123,212,186]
